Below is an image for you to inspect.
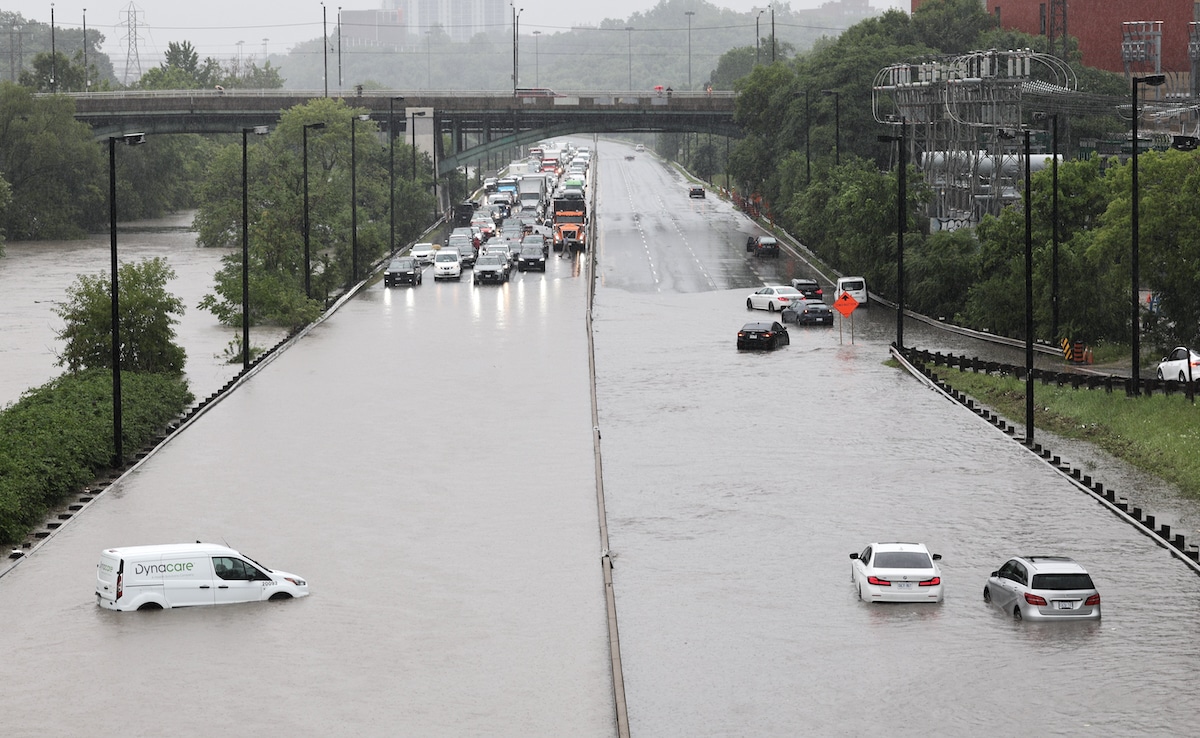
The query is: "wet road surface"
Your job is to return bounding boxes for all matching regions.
[593,144,1200,736]
[2,143,1200,736]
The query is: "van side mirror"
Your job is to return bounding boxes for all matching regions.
[990,570,999,577]
[932,554,942,561]
[849,553,859,560]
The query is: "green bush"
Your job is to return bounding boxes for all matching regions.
[0,370,193,544]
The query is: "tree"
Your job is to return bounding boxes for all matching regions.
[909,0,999,55]
[55,257,187,375]
[195,98,434,329]
[0,82,106,239]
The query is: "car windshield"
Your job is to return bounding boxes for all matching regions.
[391,259,413,269]
[1031,573,1094,590]
[873,552,932,569]
[435,252,457,262]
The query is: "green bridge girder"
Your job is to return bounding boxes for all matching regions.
[66,89,740,175]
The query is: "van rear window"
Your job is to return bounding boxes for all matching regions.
[842,280,864,290]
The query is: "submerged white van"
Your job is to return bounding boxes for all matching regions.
[96,543,309,611]
[835,276,868,307]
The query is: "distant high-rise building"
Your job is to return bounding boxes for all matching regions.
[344,0,507,46]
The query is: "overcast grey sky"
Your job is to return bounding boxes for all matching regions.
[5,1,907,62]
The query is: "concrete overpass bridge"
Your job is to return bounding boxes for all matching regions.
[68,89,740,176]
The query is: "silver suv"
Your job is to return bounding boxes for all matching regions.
[984,556,1101,621]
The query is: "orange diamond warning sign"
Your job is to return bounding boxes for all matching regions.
[833,291,859,318]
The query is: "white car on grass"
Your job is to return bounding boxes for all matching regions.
[1156,346,1200,383]
[746,285,806,312]
[849,542,943,603]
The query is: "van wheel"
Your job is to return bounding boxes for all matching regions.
[982,587,991,603]
[269,592,293,601]
[1013,605,1023,621]
[137,602,163,611]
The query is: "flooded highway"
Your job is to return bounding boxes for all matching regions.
[2,141,1200,736]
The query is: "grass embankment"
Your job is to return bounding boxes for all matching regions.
[931,369,1200,498]
[0,369,193,544]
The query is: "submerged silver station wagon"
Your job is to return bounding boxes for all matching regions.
[984,555,1101,621]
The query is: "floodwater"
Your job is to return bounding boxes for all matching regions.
[1,142,1199,736]
[0,212,281,409]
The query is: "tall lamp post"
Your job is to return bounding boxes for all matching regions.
[390,96,404,255]
[321,3,328,97]
[350,113,370,285]
[1023,129,1035,442]
[878,118,906,349]
[49,3,55,92]
[532,30,541,87]
[241,126,269,372]
[512,6,523,95]
[108,132,146,468]
[822,88,840,165]
[1131,73,1166,395]
[302,121,326,298]
[626,26,633,91]
[82,9,88,90]
[685,11,694,90]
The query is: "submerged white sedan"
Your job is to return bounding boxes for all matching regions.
[849,542,943,603]
[746,285,806,312]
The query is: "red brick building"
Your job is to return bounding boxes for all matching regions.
[911,0,1198,75]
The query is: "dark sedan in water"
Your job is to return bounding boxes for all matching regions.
[782,299,833,325]
[737,321,790,350]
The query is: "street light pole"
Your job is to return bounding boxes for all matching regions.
[351,114,370,285]
[804,89,811,184]
[822,89,840,165]
[1049,113,1060,343]
[321,3,328,97]
[337,6,343,92]
[1024,128,1035,442]
[241,126,268,372]
[512,6,523,95]
[302,122,326,299]
[1131,73,1166,396]
[50,3,55,92]
[626,27,633,91]
[108,132,146,468]
[390,97,403,256]
[685,11,694,90]
[532,30,541,87]
[82,9,87,91]
[878,119,906,349]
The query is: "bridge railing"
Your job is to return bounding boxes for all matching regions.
[51,88,737,102]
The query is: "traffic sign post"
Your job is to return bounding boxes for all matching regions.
[833,291,859,344]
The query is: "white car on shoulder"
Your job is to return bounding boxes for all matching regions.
[849,542,943,603]
[746,285,806,312]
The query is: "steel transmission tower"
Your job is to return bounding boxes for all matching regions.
[1048,0,1068,61]
[121,2,145,85]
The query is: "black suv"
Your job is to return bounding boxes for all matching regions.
[689,186,705,199]
[790,278,822,299]
[747,236,779,258]
[384,256,422,287]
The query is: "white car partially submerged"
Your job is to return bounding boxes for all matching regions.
[849,542,943,603]
[96,543,309,611]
